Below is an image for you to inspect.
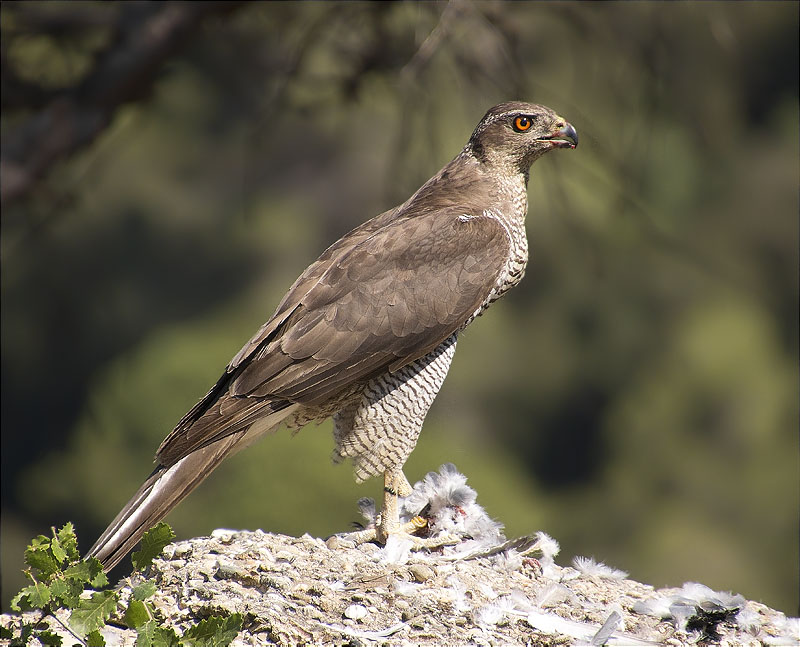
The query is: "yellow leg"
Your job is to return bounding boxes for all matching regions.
[376,469,422,542]
[339,468,457,549]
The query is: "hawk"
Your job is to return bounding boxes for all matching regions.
[88,102,577,570]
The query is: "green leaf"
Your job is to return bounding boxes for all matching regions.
[150,625,181,647]
[24,544,60,579]
[50,534,67,565]
[49,577,83,609]
[63,561,93,584]
[64,559,107,589]
[86,630,106,647]
[132,580,158,601]
[124,599,151,629]
[37,630,64,646]
[12,581,51,610]
[0,626,11,639]
[131,523,175,571]
[69,590,118,636]
[89,561,109,588]
[135,621,156,647]
[137,623,181,647]
[11,623,34,647]
[10,588,31,612]
[181,614,242,647]
[56,523,80,562]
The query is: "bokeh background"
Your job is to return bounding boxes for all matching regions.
[2,1,797,614]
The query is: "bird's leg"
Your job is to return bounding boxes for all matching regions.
[375,469,425,542]
[341,468,458,550]
[375,468,459,549]
[340,468,425,545]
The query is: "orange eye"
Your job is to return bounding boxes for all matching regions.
[513,116,532,132]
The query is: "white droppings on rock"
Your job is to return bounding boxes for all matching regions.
[393,579,421,596]
[172,541,193,558]
[344,603,368,620]
[211,528,236,541]
[478,583,497,600]
[476,603,505,626]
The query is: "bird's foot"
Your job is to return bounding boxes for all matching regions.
[381,515,460,550]
[330,469,458,550]
[337,513,425,546]
[406,530,461,551]
[336,515,459,551]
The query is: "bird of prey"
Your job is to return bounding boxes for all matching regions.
[88,101,577,571]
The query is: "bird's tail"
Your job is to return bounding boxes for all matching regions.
[87,405,298,571]
[86,435,239,571]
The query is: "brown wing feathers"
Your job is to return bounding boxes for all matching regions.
[229,211,509,403]
[153,209,507,469]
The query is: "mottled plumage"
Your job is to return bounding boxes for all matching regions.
[89,102,577,570]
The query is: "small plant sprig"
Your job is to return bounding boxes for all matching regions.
[4,522,242,647]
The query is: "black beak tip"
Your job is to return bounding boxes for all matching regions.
[559,122,578,148]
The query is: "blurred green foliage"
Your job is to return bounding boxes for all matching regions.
[2,1,797,615]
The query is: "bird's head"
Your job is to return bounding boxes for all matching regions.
[467,102,578,176]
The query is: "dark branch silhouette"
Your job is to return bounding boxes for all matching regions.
[1,2,242,207]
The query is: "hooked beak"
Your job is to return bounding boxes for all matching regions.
[539,121,578,149]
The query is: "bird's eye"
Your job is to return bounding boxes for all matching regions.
[513,116,533,132]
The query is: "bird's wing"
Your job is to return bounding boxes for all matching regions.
[157,208,510,465]
[230,207,401,370]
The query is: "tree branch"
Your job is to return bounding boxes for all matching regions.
[1,2,243,208]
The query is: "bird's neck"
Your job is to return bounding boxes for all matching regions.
[463,142,532,187]
[399,151,529,230]
[460,149,530,223]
